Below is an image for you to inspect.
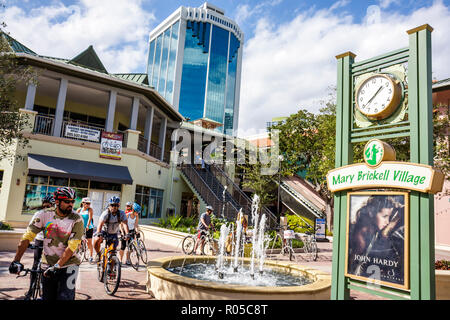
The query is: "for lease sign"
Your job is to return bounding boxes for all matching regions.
[327,161,444,194]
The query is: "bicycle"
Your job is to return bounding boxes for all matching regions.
[296,225,319,261]
[77,234,89,263]
[16,266,44,300]
[119,230,142,271]
[271,226,295,261]
[97,234,121,295]
[135,231,148,265]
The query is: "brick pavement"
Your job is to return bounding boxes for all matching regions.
[1,237,448,300]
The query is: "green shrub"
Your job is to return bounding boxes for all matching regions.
[286,214,314,233]
[0,221,13,230]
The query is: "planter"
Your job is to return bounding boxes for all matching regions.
[0,229,25,251]
[436,269,450,300]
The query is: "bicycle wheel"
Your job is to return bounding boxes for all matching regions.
[33,272,43,300]
[288,240,294,261]
[81,241,88,263]
[137,239,148,265]
[310,241,318,261]
[129,243,140,271]
[97,255,105,283]
[202,240,218,256]
[182,236,195,255]
[104,255,121,295]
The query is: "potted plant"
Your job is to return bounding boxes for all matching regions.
[435,260,450,300]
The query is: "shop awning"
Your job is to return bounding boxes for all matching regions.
[27,154,133,185]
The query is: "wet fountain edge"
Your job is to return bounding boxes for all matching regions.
[146,256,331,300]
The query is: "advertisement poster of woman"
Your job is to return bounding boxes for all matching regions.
[345,191,409,290]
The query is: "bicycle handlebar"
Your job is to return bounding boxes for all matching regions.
[16,268,43,278]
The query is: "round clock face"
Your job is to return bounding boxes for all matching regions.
[355,74,401,120]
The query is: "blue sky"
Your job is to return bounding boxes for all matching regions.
[2,0,449,132]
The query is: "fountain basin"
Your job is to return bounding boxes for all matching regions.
[146,256,331,300]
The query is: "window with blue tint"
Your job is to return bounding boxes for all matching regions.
[224,33,240,132]
[205,25,229,125]
[178,22,210,121]
[147,40,155,81]
[158,28,171,93]
[152,35,162,89]
[165,21,179,104]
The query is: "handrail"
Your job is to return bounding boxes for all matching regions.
[280,182,325,219]
[180,164,238,220]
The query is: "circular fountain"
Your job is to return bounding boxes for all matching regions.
[146,195,331,300]
[146,256,331,300]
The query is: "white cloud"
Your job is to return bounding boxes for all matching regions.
[237,0,450,134]
[2,0,156,73]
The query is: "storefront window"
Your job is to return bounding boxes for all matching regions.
[90,181,121,191]
[0,170,3,190]
[134,185,164,219]
[23,175,90,215]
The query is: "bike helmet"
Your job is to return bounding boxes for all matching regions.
[206,205,214,211]
[108,196,121,205]
[42,194,55,204]
[53,187,76,201]
[132,203,141,213]
[126,201,133,206]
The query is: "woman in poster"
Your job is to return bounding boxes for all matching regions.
[348,194,405,286]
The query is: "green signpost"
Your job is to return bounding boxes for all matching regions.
[330,24,444,300]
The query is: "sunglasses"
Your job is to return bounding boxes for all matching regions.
[110,204,120,207]
[62,200,75,204]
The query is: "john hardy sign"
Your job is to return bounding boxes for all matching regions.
[327,139,444,194]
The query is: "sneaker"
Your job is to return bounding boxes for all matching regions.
[89,257,94,264]
[126,260,131,266]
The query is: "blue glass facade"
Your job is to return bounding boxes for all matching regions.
[147,13,242,134]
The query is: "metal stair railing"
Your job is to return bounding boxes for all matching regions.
[180,164,239,221]
[279,181,325,219]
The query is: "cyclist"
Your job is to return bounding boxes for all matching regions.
[125,201,133,215]
[193,205,215,255]
[24,194,55,300]
[9,187,84,300]
[76,197,95,263]
[119,202,141,265]
[93,196,129,262]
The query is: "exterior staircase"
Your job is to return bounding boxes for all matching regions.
[179,164,278,228]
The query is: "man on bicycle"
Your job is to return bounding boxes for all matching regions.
[9,187,84,300]
[93,196,129,261]
[24,194,55,300]
[193,205,214,254]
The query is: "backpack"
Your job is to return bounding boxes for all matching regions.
[105,209,122,224]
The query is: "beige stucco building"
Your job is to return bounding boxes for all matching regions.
[0,32,194,227]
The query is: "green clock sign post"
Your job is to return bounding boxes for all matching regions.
[330,24,444,300]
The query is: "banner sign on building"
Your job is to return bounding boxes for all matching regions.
[345,191,409,290]
[100,131,123,160]
[64,124,101,142]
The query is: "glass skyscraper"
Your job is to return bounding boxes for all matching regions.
[146,2,243,134]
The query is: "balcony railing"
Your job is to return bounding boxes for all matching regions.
[33,114,54,135]
[137,134,147,153]
[149,141,162,160]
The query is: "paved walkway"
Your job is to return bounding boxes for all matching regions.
[0,237,448,300]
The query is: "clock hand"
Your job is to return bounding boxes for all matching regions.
[364,85,384,108]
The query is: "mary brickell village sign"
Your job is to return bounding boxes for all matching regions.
[328,24,444,300]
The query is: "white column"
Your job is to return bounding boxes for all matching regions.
[24,83,37,110]
[106,90,117,132]
[144,106,154,154]
[130,97,139,130]
[159,116,167,161]
[52,78,68,137]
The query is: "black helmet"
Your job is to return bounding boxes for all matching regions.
[53,187,76,201]
[42,194,55,204]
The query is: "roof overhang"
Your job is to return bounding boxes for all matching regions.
[13,53,184,123]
